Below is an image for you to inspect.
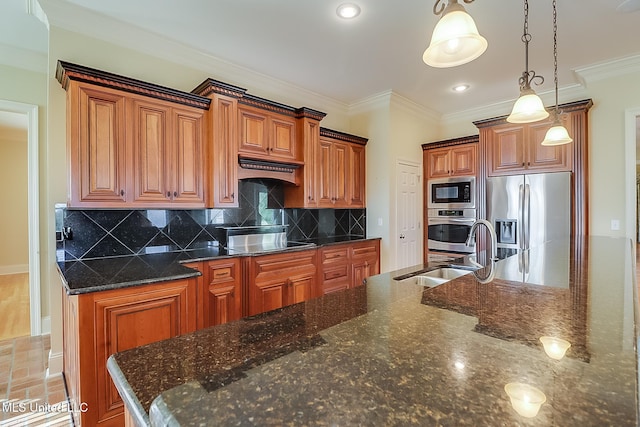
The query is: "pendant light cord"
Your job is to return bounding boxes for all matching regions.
[553,0,559,117]
[523,0,531,73]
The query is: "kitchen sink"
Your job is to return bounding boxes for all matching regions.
[395,266,476,288]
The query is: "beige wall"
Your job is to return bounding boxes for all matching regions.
[0,132,29,271]
[0,64,48,319]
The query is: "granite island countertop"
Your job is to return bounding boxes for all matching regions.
[107,236,639,426]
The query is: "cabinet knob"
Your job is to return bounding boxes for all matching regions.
[308,195,312,200]
[230,193,234,200]
[174,191,178,197]
[120,189,125,196]
[167,191,171,198]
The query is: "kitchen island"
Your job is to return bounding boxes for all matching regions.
[108,236,639,426]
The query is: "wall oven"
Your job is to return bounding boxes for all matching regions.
[427,208,476,254]
[428,177,475,209]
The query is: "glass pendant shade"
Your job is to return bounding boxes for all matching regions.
[507,88,549,123]
[541,120,573,145]
[423,3,487,68]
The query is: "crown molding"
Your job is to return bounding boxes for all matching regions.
[348,90,393,116]
[574,54,640,86]
[0,43,47,74]
[389,92,441,123]
[440,83,589,127]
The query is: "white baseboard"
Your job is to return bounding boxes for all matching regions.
[41,316,50,334]
[47,350,64,377]
[0,264,29,275]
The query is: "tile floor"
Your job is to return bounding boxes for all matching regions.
[0,335,72,426]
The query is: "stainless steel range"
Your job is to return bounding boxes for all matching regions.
[219,225,315,255]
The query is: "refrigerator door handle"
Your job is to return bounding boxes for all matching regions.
[518,183,525,250]
[524,183,531,249]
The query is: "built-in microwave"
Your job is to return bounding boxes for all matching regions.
[428,176,475,209]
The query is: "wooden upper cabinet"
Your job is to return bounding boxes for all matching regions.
[131,98,205,207]
[349,144,366,207]
[486,118,571,176]
[210,95,239,207]
[316,129,368,209]
[69,84,128,206]
[427,144,477,179]
[58,61,211,209]
[238,105,296,161]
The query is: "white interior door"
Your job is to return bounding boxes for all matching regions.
[396,160,421,269]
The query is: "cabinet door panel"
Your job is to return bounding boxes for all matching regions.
[254,281,286,314]
[427,149,451,178]
[271,116,296,159]
[450,145,476,176]
[203,258,241,327]
[290,275,313,305]
[488,126,526,176]
[173,108,204,205]
[350,144,366,207]
[76,86,127,203]
[239,108,268,155]
[526,120,571,172]
[212,95,238,207]
[133,100,170,202]
[94,280,195,423]
[333,142,350,207]
[318,138,333,207]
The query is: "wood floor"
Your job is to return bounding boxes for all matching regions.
[0,273,30,342]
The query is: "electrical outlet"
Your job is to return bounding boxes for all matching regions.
[377,217,383,226]
[611,219,620,231]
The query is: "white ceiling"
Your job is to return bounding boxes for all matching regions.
[0,0,639,145]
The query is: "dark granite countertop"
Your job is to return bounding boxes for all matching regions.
[107,236,639,426]
[58,236,379,295]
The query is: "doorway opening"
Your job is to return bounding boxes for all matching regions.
[0,100,40,338]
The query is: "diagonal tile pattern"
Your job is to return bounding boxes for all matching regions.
[57,179,367,261]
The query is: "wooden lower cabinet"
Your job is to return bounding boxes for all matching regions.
[62,278,197,426]
[350,240,381,287]
[185,258,242,329]
[246,249,318,316]
[319,240,381,293]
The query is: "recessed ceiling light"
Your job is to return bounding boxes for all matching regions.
[452,84,470,93]
[337,3,361,19]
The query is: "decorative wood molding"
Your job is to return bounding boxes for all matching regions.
[319,127,368,146]
[191,78,247,99]
[239,94,298,116]
[294,107,327,122]
[55,61,211,110]
[421,135,479,151]
[238,156,302,173]
[473,99,593,129]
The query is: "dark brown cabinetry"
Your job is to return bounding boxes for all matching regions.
[238,104,297,161]
[57,61,210,209]
[426,144,477,179]
[62,278,197,426]
[318,240,381,294]
[484,117,572,176]
[246,249,318,316]
[184,258,242,329]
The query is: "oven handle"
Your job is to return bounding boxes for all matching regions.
[428,217,476,224]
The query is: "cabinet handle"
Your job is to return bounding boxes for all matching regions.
[522,162,525,167]
[120,189,125,196]
[174,191,178,197]
[308,196,312,200]
[167,191,171,198]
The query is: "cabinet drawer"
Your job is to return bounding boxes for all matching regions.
[352,244,378,258]
[206,260,238,285]
[321,247,349,264]
[322,264,349,282]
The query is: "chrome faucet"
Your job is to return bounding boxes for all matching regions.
[465,219,498,261]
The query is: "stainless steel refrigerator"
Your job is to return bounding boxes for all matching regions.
[487,171,571,252]
[487,171,571,287]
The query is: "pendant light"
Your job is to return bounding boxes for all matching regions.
[507,0,548,124]
[423,0,487,68]
[541,0,573,145]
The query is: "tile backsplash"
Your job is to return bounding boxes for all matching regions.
[57,179,366,261]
